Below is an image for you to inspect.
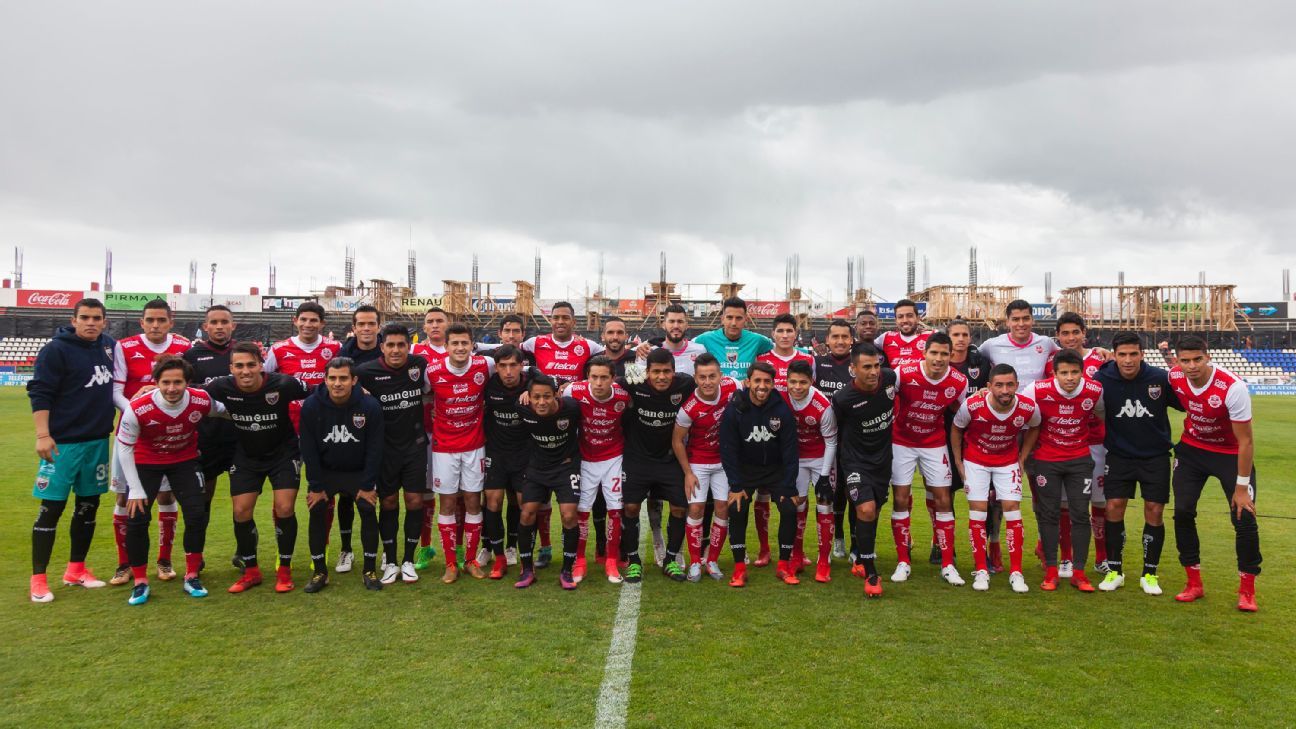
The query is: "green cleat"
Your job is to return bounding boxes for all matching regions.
[413,545,437,571]
[623,563,643,584]
[662,561,686,582]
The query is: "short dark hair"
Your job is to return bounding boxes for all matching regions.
[151,355,192,383]
[895,299,919,316]
[446,323,473,341]
[425,306,449,318]
[529,374,558,394]
[551,301,575,316]
[772,313,797,330]
[693,352,720,373]
[946,318,971,333]
[851,342,881,360]
[1176,335,1209,354]
[926,331,952,350]
[747,361,776,379]
[204,304,232,318]
[645,347,675,369]
[1057,311,1087,332]
[827,318,852,336]
[602,316,625,330]
[721,297,747,312]
[352,305,381,325]
[143,298,172,316]
[73,298,106,316]
[663,304,687,317]
[989,363,1017,381]
[586,355,615,377]
[296,301,326,320]
[787,360,814,380]
[326,356,357,376]
[1111,331,1142,351]
[1005,299,1031,317]
[499,314,525,331]
[493,344,524,364]
[230,342,264,363]
[1052,349,1084,372]
[856,309,877,319]
[379,323,410,343]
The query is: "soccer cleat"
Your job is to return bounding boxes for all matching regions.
[971,570,991,592]
[863,575,883,598]
[801,554,813,569]
[303,572,328,594]
[814,561,831,583]
[156,560,177,582]
[442,564,459,584]
[686,562,702,583]
[753,549,771,568]
[1099,571,1125,592]
[1175,567,1204,603]
[1057,560,1074,579]
[30,575,53,603]
[559,570,578,590]
[514,568,536,588]
[505,547,518,566]
[928,543,941,565]
[652,536,667,567]
[336,551,354,573]
[729,563,747,588]
[536,546,553,570]
[380,563,400,585]
[227,568,263,594]
[109,565,132,586]
[127,582,150,605]
[1009,571,1029,593]
[1041,566,1059,592]
[1237,573,1257,612]
[940,565,965,587]
[1070,572,1095,593]
[1140,574,1163,596]
[362,571,383,591]
[489,555,508,580]
[183,577,209,598]
[890,562,911,583]
[275,566,295,593]
[1095,560,1111,575]
[62,567,106,589]
[663,561,687,582]
[413,545,436,571]
[623,563,643,584]
[231,554,245,571]
[573,557,587,584]
[776,561,800,585]
[464,560,486,580]
[832,538,847,560]
[605,558,624,584]
[402,561,420,583]
[476,547,490,568]
[850,563,866,579]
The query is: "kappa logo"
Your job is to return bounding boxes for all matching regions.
[84,365,112,388]
[1117,399,1153,418]
[745,426,776,443]
[322,425,359,443]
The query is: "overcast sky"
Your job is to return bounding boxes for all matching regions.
[2,2,1294,303]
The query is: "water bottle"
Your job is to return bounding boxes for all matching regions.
[34,459,56,494]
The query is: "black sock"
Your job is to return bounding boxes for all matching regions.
[1142,523,1165,576]
[593,492,607,558]
[337,493,355,552]
[379,507,398,565]
[856,518,879,579]
[276,514,297,568]
[519,522,536,570]
[126,503,152,568]
[358,503,379,573]
[776,499,797,561]
[729,499,749,564]
[69,496,98,564]
[308,503,329,574]
[403,509,422,564]
[622,513,642,566]
[562,524,579,573]
[1106,519,1126,575]
[665,513,686,563]
[506,496,520,549]
[31,500,66,574]
[234,518,259,568]
[484,508,505,557]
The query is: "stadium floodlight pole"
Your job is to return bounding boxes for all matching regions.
[209,263,217,307]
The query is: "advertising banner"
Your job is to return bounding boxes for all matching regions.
[262,296,317,312]
[1031,303,1057,320]
[103,292,168,311]
[169,293,257,312]
[746,300,790,317]
[16,289,80,309]
[401,296,445,314]
[1236,302,1289,319]
[470,298,516,314]
[324,296,368,313]
[874,302,929,319]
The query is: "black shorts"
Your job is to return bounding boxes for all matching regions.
[623,459,686,508]
[840,459,891,507]
[314,469,372,497]
[379,445,429,498]
[735,463,795,499]
[229,449,301,497]
[137,460,204,501]
[521,467,581,505]
[1172,442,1257,496]
[198,442,236,482]
[1104,452,1170,504]
[484,453,528,492]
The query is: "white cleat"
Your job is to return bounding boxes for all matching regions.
[941,565,966,587]
[476,547,490,567]
[401,561,419,583]
[890,562,912,583]
[1009,571,1029,593]
[1095,560,1110,575]
[1058,560,1074,579]
[336,551,354,573]
[971,570,991,592]
[505,547,518,566]
[831,538,847,560]
[1140,574,1163,596]
[686,562,702,583]
[380,563,400,585]
[1098,572,1125,592]
[705,561,724,581]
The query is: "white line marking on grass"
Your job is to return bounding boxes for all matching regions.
[595,579,642,729]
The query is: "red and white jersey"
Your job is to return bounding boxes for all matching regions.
[980,333,1060,388]
[117,388,223,465]
[426,355,494,452]
[566,380,631,461]
[953,391,1040,468]
[893,363,968,449]
[790,387,838,463]
[1021,377,1104,462]
[1169,365,1251,454]
[263,335,342,429]
[1044,348,1105,379]
[757,349,816,394]
[113,333,192,399]
[675,377,739,465]
[521,334,604,386]
[877,330,932,368]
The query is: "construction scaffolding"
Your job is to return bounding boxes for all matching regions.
[911,285,1023,324]
[1057,284,1238,332]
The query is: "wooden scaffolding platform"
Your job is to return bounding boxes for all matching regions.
[1057,284,1238,331]
[911,285,1023,324]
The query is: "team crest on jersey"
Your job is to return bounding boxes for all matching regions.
[1081,398,1094,411]
[670,393,683,405]
[768,417,781,432]
[944,386,956,399]
[614,401,626,413]
[473,371,486,385]
[103,346,113,359]
[916,340,926,350]
[726,350,738,363]
[408,367,421,382]
[266,391,280,405]
[1036,474,1047,487]
[885,384,896,400]
[1012,415,1025,428]
[557,418,570,431]
[1207,394,1222,409]
[1148,384,1162,400]
[968,367,981,380]
[352,413,366,428]
[321,348,334,361]
[573,344,585,357]
[804,415,817,426]
[188,411,203,423]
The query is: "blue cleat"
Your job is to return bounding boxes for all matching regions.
[183,577,209,598]
[127,583,150,606]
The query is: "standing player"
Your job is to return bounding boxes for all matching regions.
[115,357,224,605]
[412,306,450,361]
[27,298,116,602]
[1167,337,1261,611]
[979,300,1060,387]
[1093,332,1179,595]
[599,316,634,377]
[1021,350,1104,592]
[944,318,990,567]
[262,301,341,428]
[889,332,968,585]
[950,364,1039,593]
[205,343,310,593]
[184,305,240,505]
[109,298,191,585]
[411,306,449,570]
[1054,312,1110,572]
[854,310,880,348]
[355,324,431,585]
[815,318,855,561]
[694,297,774,381]
[340,305,382,365]
[875,300,930,367]
[298,358,384,593]
[672,353,739,582]
[513,376,584,590]
[565,356,631,583]
[719,362,799,587]
[785,361,838,582]
[618,348,696,583]
[482,344,537,578]
[832,343,896,597]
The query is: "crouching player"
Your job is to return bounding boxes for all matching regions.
[515,376,585,589]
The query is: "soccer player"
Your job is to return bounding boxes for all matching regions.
[514,376,584,589]
[979,300,1060,387]
[1021,350,1104,592]
[412,306,450,361]
[116,357,225,605]
[184,305,240,505]
[204,343,310,593]
[262,301,342,428]
[1054,312,1110,572]
[483,344,536,578]
[1093,332,1179,595]
[944,318,990,567]
[889,331,968,585]
[427,323,494,582]
[693,297,774,381]
[854,309,880,347]
[27,298,116,602]
[785,360,838,582]
[719,362,799,587]
[618,347,696,583]
[832,342,896,597]
[814,318,854,560]
[950,364,1039,593]
[875,299,930,367]
[109,298,191,585]
[599,316,634,377]
[355,324,431,585]
[672,353,739,582]
[1167,336,1261,611]
[411,306,449,570]
[340,305,382,365]
[565,356,631,583]
[298,358,385,593]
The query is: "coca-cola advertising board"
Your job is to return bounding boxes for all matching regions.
[746,300,790,317]
[18,289,80,309]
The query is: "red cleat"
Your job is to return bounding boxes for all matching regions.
[489,555,507,580]
[228,567,263,594]
[814,561,831,583]
[863,575,883,598]
[776,560,800,585]
[850,563,866,579]
[1070,571,1095,593]
[728,563,747,588]
[1175,565,1205,603]
[1040,565,1059,592]
[753,550,771,567]
[1237,573,1257,612]
[274,566,294,593]
[573,556,587,584]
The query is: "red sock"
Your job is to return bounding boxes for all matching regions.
[420,502,435,547]
[538,505,553,547]
[891,512,912,564]
[157,509,177,562]
[1006,516,1025,574]
[606,509,622,562]
[792,506,808,564]
[815,510,835,564]
[1059,507,1073,561]
[437,515,457,565]
[969,517,989,573]
[686,518,704,564]
[706,517,729,563]
[131,564,148,584]
[463,513,483,562]
[577,511,591,560]
[936,515,956,567]
[1091,505,1107,564]
[184,552,203,579]
[113,512,129,566]
[754,500,770,554]
[988,541,1002,567]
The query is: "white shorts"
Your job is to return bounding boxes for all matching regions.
[579,456,624,511]
[796,458,827,499]
[1063,445,1108,507]
[891,444,952,488]
[964,461,1023,502]
[111,457,170,495]
[431,447,486,495]
[687,462,730,504]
